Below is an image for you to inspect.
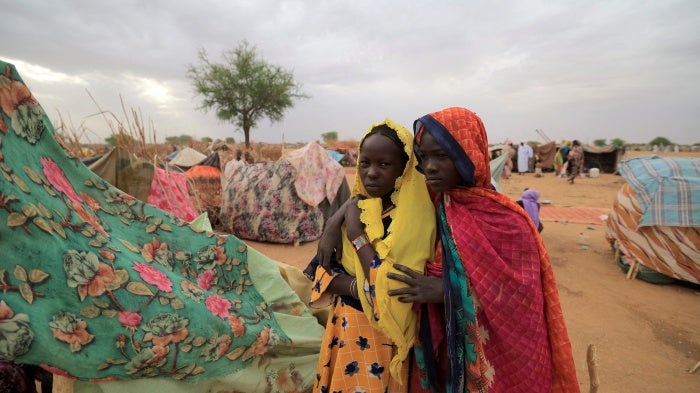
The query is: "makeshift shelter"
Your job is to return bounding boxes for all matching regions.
[0,60,323,393]
[87,147,199,222]
[606,156,700,284]
[204,142,238,171]
[167,146,207,168]
[88,147,154,202]
[221,142,349,243]
[325,148,345,163]
[536,141,557,171]
[488,144,504,160]
[583,144,622,173]
[327,145,358,167]
[185,153,224,230]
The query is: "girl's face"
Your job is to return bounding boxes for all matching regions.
[415,131,463,192]
[358,134,405,198]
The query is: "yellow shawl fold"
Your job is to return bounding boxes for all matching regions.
[340,118,436,379]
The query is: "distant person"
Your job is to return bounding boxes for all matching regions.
[502,140,515,179]
[244,151,255,164]
[517,141,533,175]
[517,188,544,232]
[222,149,245,183]
[567,140,584,184]
[559,142,571,177]
[529,150,537,173]
[554,146,565,177]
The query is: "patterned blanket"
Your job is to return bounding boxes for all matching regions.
[221,160,325,243]
[0,60,323,392]
[606,183,700,284]
[618,155,700,227]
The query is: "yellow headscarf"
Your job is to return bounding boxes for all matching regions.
[340,118,436,379]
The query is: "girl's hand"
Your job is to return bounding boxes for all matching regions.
[317,226,342,272]
[387,264,444,304]
[344,196,364,239]
[316,199,354,271]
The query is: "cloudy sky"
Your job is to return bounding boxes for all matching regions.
[2,0,699,146]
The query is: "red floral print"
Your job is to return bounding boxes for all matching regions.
[40,157,81,204]
[205,295,231,319]
[197,270,215,290]
[133,262,173,292]
[117,311,142,328]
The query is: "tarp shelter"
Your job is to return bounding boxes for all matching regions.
[167,147,207,168]
[220,142,349,243]
[0,59,323,393]
[328,145,358,166]
[185,153,223,228]
[325,148,345,162]
[583,144,622,173]
[88,147,154,202]
[606,156,700,284]
[488,144,504,160]
[536,141,557,171]
[87,147,200,222]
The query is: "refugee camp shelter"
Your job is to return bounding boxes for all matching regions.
[606,156,700,284]
[326,144,358,167]
[220,142,350,244]
[536,141,557,171]
[583,144,622,173]
[88,147,154,202]
[167,146,207,168]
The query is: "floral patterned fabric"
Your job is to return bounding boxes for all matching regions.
[147,167,199,222]
[0,60,323,392]
[284,142,346,207]
[308,244,409,393]
[221,160,325,243]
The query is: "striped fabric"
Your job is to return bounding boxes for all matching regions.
[618,156,700,227]
[606,183,700,284]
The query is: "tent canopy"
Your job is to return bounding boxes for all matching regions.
[536,141,557,171]
[582,144,622,173]
[168,147,207,168]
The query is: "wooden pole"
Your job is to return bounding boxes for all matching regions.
[690,359,700,374]
[632,260,640,279]
[626,260,639,280]
[587,343,600,393]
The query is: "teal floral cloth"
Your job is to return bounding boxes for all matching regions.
[0,60,323,391]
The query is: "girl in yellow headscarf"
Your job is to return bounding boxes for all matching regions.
[306,119,436,392]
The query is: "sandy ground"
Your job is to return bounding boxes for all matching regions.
[246,151,700,393]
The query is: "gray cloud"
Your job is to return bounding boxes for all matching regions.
[2,0,699,145]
